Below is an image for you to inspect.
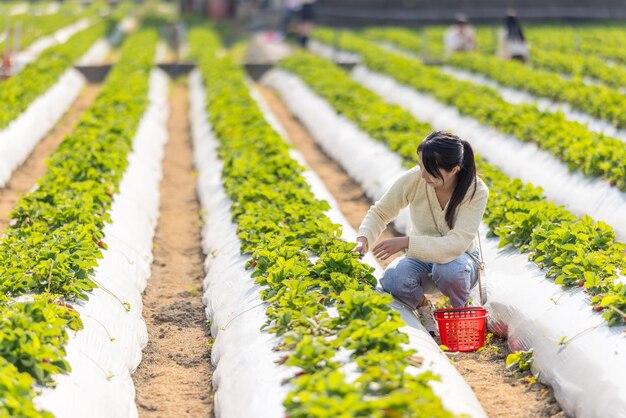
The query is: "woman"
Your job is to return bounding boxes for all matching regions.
[297,0,317,47]
[354,131,489,336]
[444,15,477,55]
[500,11,529,62]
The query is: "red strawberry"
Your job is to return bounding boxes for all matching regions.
[593,306,603,312]
[610,180,617,187]
[251,261,257,268]
[577,280,584,287]
[97,240,105,248]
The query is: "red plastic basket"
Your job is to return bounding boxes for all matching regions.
[434,307,488,352]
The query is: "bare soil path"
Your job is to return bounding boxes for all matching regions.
[256,83,564,418]
[0,84,101,235]
[133,81,213,417]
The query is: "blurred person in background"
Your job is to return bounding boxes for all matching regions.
[275,0,301,41]
[499,10,529,62]
[444,15,476,55]
[297,0,317,47]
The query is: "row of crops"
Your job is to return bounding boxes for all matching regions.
[312,29,626,312]
[0,5,166,414]
[185,21,626,418]
[262,25,626,417]
[2,9,626,417]
[186,25,489,417]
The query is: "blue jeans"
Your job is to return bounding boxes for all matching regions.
[380,252,479,308]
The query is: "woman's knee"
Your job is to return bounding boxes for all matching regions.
[381,260,411,292]
[380,258,427,308]
[432,259,471,282]
[432,258,472,306]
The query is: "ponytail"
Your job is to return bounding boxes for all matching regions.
[417,132,478,229]
[446,140,477,229]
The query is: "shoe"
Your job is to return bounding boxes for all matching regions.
[413,299,439,338]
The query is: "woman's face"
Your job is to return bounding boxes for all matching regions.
[418,154,458,189]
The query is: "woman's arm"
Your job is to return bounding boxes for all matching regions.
[357,168,416,253]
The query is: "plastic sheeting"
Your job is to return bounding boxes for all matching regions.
[349,65,626,243]
[76,38,111,66]
[9,3,28,15]
[33,69,170,418]
[308,40,361,64]
[254,77,488,418]
[0,32,110,188]
[357,38,626,144]
[438,65,626,144]
[43,3,61,14]
[265,66,626,418]
[0,69,84,188]
[189,70,294,418]
[13,18,92,71]
[155,42,168,63]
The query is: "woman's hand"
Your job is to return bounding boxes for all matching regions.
[372,237,409,261]
[353,236,368,258]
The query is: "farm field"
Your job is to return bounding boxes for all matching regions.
[0,2,625,417]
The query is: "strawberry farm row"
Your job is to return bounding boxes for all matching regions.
[418,24,626,66]
[0,21,111,129]
[0,26,158,417]
[0,3,87,53]
[525,26,626,65]
[262,40,626,417]
[187,25,460,418]
[368,26,626,103]
[315,30,626,191]
[367,27,626,136]
[278,50,626,326]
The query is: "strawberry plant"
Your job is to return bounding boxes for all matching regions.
[0,20,112,129]
[375,26,626,92]
[314,29,626,191]
[189,25,454,417]
[526,26,626,66]
[506,349,534,373]
[0,357,52,418]
[0,4,95,53]
[278,48,626,327]
[0,26,158,415]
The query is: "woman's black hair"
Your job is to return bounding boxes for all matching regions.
[417,131,477,229]
[505,14,525,42]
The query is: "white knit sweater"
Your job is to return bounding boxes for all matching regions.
[358,166,489,264]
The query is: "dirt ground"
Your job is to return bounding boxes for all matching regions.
[132,82,214,417]
[449,334,565,418]
[256,84,565,418]
[0,84,101,235]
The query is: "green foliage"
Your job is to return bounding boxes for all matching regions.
[0,27,157,415]
[344,28,626,191]
[189,26,453,418]
[0,21,112,129]
[527,26,626,65]
[506,349,534,373]
[0,296,82,385]
[447,52,626,130]
[530,48,626,90]
[0,5,90,53]
[0,27,157,300]
[283,41,626,327]
[383,25,626,90]
[0,357,53,418]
